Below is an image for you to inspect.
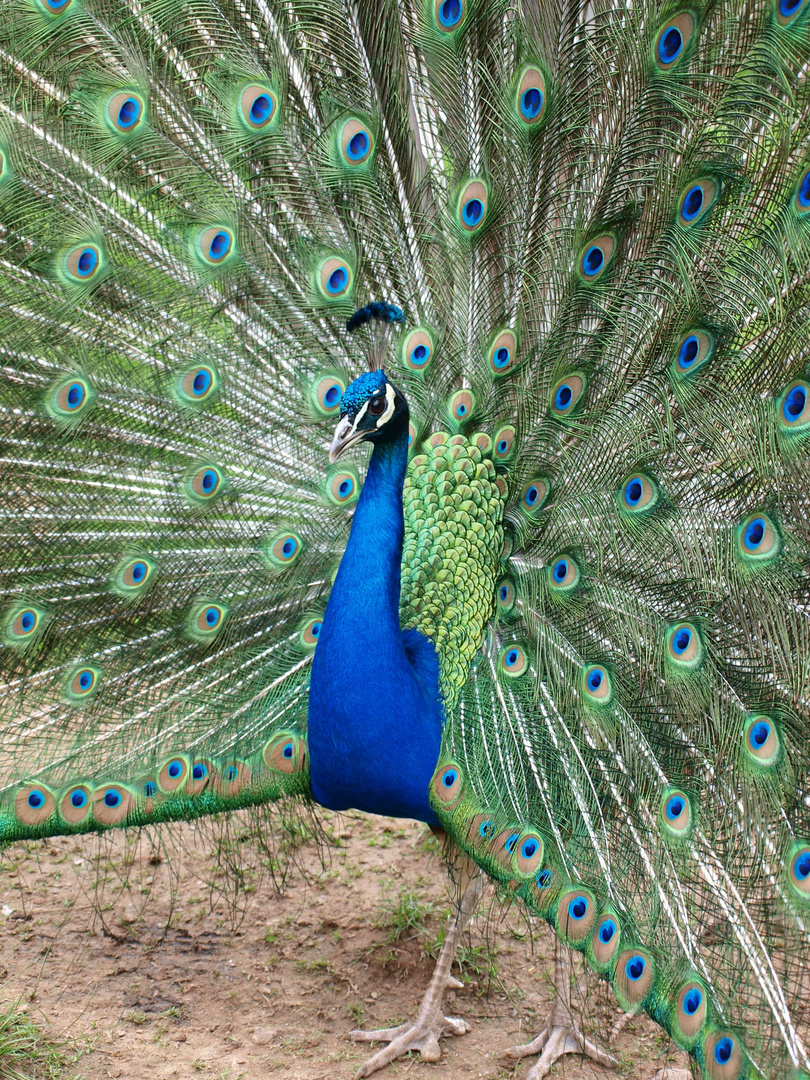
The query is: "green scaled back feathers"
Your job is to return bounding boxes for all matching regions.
[1,0,810,1077]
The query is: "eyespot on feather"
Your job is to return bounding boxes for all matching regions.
[106,91,146,134]
[496,577,516,615]
[618,472,659,515]
[158,756,189,793]
[312,374,345,416]
[515,66,546,127]
[216,760,252,797]
[666,622,703,668]
[59,785,92,825]
[677,178,719,226]
[400,328,435,373]
[36,0,73,15]
[91,784,133,827]
[491,828,522,873]
[512,831,544,877]
[735,512,780,563]
[3,605,46,647]
[776,380,810,431]
[794,166,810,213]
[577,235,615,282]
[298,615,323,651]
[189,602,228,640]
[185,464,225,503]
[49,375,93,419]
[315,255,353,301]
[189,759,218,794]
[550,373,585,415]
[434,0,465,32]
[65,664,100,701]
[487,329,518,376]
[239,84,278,131]
[493,425,516,461]
[455,179,488,234]
[447,389,475,427]
[743,714,781,766]
[337,117,374,166]
[15,785,56,826]
[788,844,810,898]
[654,12,696,68]
[326,466,359,506]
[466,813,498,848]
[113,555,156,594]
[591,914,621,966]
[62,243,103,283]
[432,762,464,805]
[264,732,306,774]
[582,664,612,705]
[674,980,707,1042]
[557,888,596,943]
[196,226,234,265]
[262,531,303,570]
[660,789,692,836]
[176,365,219,405]
[519,477,550,515]
[776,0,809,25]
[547,554,580,593]
[499,643,528,678]
[614,948,654,1008]
[703,1031,744,1080]
[671,329,714,378]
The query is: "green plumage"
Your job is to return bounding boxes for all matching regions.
[0,0,809,1076]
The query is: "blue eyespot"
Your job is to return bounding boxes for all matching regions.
[310,622,321,637]
[282,742,294,759]
[536,868,553,889]
[64,382,85,409]
[205,607,220,627]
[714,1037,734,1065]
[193,763,208,780]
[168,759,183,779]
[500,584,509,600]
[192,369,211,396]
[479,819,496,840]
[208,232,231,261]
[437,0,462,28]
[27,790,45,809]
[568,896,588,920]
[784,384,807,422]
[282,538,297,558]
[666,795,685,820]
[347,131,369,159]
[749,719,771,749]
[250,94,273,124]
[143,781,157,798]
[131,562,147,583]
[524,485,538,506]
[520,87,543,120]
[625,478,643,505]
[327,267,347,293]
[78,670,92,690]
[442,768,458,788]
[504,832,519,854]
[678,335,699,369]
[780,0,803,14]
[498,439,508,453]
[202,470,218,494]
[553,559,567,581]
[794,851,810,880]
[21,611,36,633]
[658,25,683,63]
[493,346,510,369]
[798,169,810,208]
[117,98,141,128]
[626,955,646,981]
[599,919,616,943]
[681,185,704,221]
[411,344,428,365]
[76,248,98,277]
[587,668,603,691]
[324,384,341,407]
[462,199,483,226]
[520,838,538,859]
[581,245,604,276]
[554,383,573,410]
[672,627,692,654]
[226,765,239,781]
[744,518,765,549]
[684,988,703,1015]
[104,789,122,808]
[505,649,519,667]
[71,790,88,808]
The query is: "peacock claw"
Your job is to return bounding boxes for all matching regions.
[503,1021,619,1080]
[350,1013,470,1077]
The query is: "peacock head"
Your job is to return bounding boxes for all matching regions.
[329,370,408,463]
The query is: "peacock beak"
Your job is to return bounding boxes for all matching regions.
[329,415,365,463]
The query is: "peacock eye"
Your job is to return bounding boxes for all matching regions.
[368,396,386,416]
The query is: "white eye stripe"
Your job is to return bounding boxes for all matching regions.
[376,383,396,427]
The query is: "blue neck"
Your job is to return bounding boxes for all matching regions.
[307,427,443,823]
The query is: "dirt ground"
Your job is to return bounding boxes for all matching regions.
[0,810,693,1080]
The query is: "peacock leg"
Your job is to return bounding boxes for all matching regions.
[503,938,619,1080]
[349,851,481,1079]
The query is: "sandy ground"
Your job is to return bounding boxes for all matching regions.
[0,809,692,1080]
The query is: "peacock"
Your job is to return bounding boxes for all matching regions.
[1,0,809,1077]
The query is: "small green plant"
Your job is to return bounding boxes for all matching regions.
[0,1002,73,1080]
[374,887,434,944]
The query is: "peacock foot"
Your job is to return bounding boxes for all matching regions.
[349,993,470,1078]
[503,1020,619,1080]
